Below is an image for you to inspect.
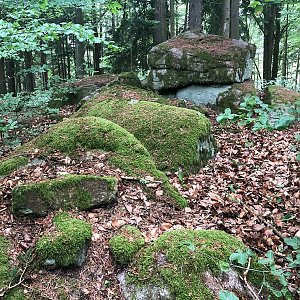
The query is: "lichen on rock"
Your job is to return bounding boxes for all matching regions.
[12,175,118,217]
[36,212,92,268]
[109,226,145,266]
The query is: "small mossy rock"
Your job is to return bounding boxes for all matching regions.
[12,175,118,217]
[36,212,92,268]
[76,90,216,173]
[117,72,142,88]
[50,74,117,107]
[147,31,256,91]
[0,237,29,299]
[216,80,258,112]
[14,116,187,208]
[120,230,275,300]
[0,156,29,177]
[267,85,300,104]
[109,226,145,266]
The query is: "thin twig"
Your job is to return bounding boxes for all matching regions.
[121,176,162,184]
[242,257,261,300]
[0,207,7,213]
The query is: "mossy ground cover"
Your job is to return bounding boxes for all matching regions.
[0,237,28,300]
[0,156,29,176]
[126,230,275,300]
[36,212,92,268]
[76,88,214,173]
[109,226,145,266]
[14,116,187,207]
[268,85,300,104]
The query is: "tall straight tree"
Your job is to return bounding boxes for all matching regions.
[230,0,240,39]
[189,0,203,30]
[75,7,85,78]
[0,58,7,95]
[153,0,167,45]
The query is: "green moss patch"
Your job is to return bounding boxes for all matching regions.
[12,175,118,217]
[14,116,187,208]
[36,213,92,268]
[109,226,145,266]
[0,156,29,176]
[76,93,215,173]
[0,237,28,300]
[126,230,273,300]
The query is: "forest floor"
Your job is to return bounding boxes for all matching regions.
[0,105,299,299]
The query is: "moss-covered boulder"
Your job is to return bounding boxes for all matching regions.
[0,237,28,299]
[147,31,256,91]
[12,175,118,217]
[76,88,216,173]
[14,116,187,208]
[109,226,145,266]
[118,230,274,300]
[117,72,142,88]
[36,213,92,269]
[0,156,29,177]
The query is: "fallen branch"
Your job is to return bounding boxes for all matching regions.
[0,207,7,213]
[121,176,162,184]
[242,257,261,300]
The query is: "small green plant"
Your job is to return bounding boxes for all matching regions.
[217,96,299,132]
[0,118,18,142]
[220,237,300,300]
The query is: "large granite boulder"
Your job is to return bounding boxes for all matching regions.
[147,31,256,91]
[12,175,118,217]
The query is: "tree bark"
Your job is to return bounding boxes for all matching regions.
[0,58,7,95]
[222,0,231,38]
[153,0,167,45]
[271,5,281,81]
[75,7,85,78]
[170,0,175,37]
[230,0,240,39]
[188,0,203,31]
[24,51,35,92]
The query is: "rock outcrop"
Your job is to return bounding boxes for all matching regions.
[147,31,256,110]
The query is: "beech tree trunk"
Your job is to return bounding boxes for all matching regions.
[222,0,231,38]
[6,59,16,96]
[188,0,203,30]
[170,0,175,37]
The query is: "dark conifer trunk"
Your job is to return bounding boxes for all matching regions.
[6,59,16,96]
[0,58,7,95]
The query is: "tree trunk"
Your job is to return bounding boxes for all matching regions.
[271,5,281,81]
[170,0,175,37]
[41,52,48,89]
[230,0,240,39]
[281,4,289,82]
[153,0,167,45]
[188,0,203,30]
[75,7,85,78]
[263,4,276,82]
[0,58,7,95]
[295,52,299,90]
[5,59,16,95]
[222,0,231,38]
[209,0,223,35]
[24,51,35,92]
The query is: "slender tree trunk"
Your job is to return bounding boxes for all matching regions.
[230,0,240,39]
[222,0,231,38]
[295,52,299,90]
[0,58,7,95]
[183,2,189,31]
[271,5,281,81]
[41,52,48,89]
[75,7,85,78]
[24,51,35,92]
[188,0,203,30]
[6,59,16,95]
[153,0,167,45]
[282,4,289,83]
[170,0,175,37]
[263,4,276,82]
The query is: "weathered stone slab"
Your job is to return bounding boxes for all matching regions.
[12,175,118,217]
[147,31,256,91]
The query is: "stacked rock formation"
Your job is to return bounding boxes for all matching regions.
[147,31,257,109]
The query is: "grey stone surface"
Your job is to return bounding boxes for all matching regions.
[118,271,172,300]
[147,31,256,91]
[176,85,231,105]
